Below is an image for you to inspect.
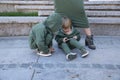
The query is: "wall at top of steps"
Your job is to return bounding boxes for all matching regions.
[0,1,120,36]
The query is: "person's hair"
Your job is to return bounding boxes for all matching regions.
[62,16,72,29]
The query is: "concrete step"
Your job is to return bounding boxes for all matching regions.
[15,5,120,11]
[1,1,120,15]
[0,17,46,23]
[0,17,120,24]
[0,1,54,5]
[0,17,120,36]
[0,17,46,36]
[8,1,120,17]
[0,1,54,12]
[15,5,120,13]
[38,10,120,17]
[1,1,120,12]
[1,1,120,5]
[15,5,54,12]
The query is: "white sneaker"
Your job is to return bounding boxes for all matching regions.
[81,51,89,58]
[37,51,52,57]
[66,52,77,60]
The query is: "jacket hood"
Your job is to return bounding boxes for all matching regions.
[44,13,62,32]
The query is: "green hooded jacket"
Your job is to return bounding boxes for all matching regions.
[29,13,62,53]
[54,0,89,28]
[55,27,81,48]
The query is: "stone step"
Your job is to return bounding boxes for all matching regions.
[15,5,54,11]
[85,6,120,10]
[1,1,120,5]
[0,17,45,36]
[85,1,120,5]
[0,17,120,24]
[15,5,120,11]
[0,17,46,23]
[38,10,120,17]
[1,1,120,12]
[14,2,120,16]
[0,1,54,12]
[15,5,120,10]
[0,17,120,36]
[0,1,54,5]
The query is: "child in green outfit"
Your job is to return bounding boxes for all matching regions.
[55,16,89,60]
[29,13,62,57]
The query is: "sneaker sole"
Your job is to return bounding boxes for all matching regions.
[37,52,52,57]
[81,52,89,58]
[66,54,77,61]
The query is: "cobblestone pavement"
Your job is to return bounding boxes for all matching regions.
[0,36,120,80]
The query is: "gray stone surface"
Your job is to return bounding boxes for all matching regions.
[0,17,45,36]
[33,69,120,80]
[0,17,45,23]
[0,36,120,80]
[0,69,34,80]
[0,37,38,64]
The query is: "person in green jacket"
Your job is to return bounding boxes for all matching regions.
[29,13,62,57]
[55,16,89,61]
[54,0,96,50]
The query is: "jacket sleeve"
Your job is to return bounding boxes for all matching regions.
[29,30,37,49]
[55,33,64,45]
[74,29,81,41]
[35,30,49,53]
[45,33,53,47]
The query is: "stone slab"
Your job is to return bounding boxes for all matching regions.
[0,69,34,80]
[0,37,38,64]
[33,69,120,80]
[0,36,120,80]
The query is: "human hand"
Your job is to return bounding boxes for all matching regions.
[63,37,69,42]
[73,36,77,39]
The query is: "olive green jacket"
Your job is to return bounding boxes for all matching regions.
[55,27,81,47]
[29,13,62,53]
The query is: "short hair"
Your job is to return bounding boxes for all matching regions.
[62,16,72,29]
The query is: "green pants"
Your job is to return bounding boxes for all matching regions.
[61,39,85,54]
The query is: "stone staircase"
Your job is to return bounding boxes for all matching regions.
[0,1,120,36]
[0,1,53,12]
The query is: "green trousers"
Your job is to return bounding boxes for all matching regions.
[61,39,85,54]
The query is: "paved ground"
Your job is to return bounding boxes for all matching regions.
[0,36,120,80]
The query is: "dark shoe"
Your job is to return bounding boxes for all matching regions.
[81,49,89,58]
[85,35,96,50]
[66,52,77,61]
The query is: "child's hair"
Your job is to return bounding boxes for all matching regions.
[62,16,72,29]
